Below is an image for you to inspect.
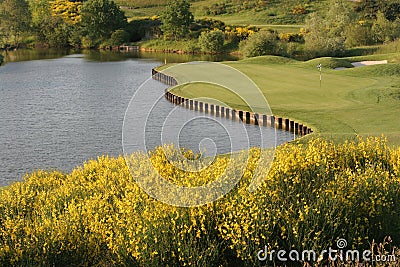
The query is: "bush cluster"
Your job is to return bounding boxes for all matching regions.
[239,31,279,57]
[198,30,225,53]
[0,137,399,266]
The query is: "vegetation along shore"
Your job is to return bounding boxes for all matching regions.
[0,0,399,58]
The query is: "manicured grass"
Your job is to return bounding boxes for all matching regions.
[163,55,400,144]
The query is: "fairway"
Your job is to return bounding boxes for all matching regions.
[164,55,400,144]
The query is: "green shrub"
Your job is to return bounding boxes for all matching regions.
[198,30,224,53]
[108,29,130,46]
[239,31,279,57]
[184,40,201,53]
[203,3,227,15]
[345,23,374,47]
[372,12,400,43]
[81,36,95,49]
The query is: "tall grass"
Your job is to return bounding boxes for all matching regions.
[375,39,400,55]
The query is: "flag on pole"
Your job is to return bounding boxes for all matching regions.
[317,64,322,87]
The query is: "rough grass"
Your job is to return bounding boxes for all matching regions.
[138,39,198,51]
[162,54,400,145]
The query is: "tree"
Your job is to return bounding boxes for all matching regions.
[384,2,400,21]
[354,0,386,20]
[160,0,194,40]
[29,0,79,47]
[304,14,345,57]
[198,30,224,53]
[0,0,31,47]
[81,0,127,43]
[372,12,400,43]
[304,0,354,57]
[345,23,374,47]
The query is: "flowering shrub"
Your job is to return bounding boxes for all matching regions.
[0,137,399,266]
[224,26,257,43]
[292,5,307,15]
[50,0,82,25]
[278,32,304,43]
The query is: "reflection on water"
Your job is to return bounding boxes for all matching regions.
[2,48,73,62]
[0,54,158,186]
[2,49,240,64]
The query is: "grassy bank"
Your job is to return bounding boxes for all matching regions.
[165,54,400,144]
[138,39,201,53]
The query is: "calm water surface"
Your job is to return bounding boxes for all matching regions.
[0,50,293,186]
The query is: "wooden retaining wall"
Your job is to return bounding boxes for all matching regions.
[152,68,313,136]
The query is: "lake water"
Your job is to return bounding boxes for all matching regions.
[0,50,293,186]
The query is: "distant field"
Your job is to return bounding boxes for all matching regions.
[116,0,165,8]
[120,6,163,18]
[165,55,400,144]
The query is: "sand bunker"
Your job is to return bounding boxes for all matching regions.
[335,60,387,70]
[351,60,388,67]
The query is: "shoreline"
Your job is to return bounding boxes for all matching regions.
[140,47,240,57]
[152,67,313,136]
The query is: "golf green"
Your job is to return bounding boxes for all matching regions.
[163,55,400,144]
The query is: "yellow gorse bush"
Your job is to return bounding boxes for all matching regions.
[50,0,82,25]
[0,137,399,266]
[224,26,257,42]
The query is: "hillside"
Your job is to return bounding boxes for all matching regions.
[117,0,330,26]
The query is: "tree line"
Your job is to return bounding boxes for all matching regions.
[0,0,127,49]
[158,0,400,58]
[1,0,399,58]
